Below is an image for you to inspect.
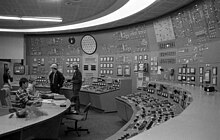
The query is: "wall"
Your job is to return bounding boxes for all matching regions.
[25,0,220,92]
[0,33,24,59]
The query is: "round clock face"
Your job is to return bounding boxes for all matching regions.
[81,35,97,55]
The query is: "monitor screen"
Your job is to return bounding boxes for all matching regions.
[178,68,182,74]
[178,75,182,81]
[190,68,195,74]
[204,70,210,83]
[14,63,25,75]
[182,68,186,74]
[91,65,96,71]
[84,65,89,70]
[187,68,190,74]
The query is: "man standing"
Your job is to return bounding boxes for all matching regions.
[71,62,82,113]
[49,64,65,94]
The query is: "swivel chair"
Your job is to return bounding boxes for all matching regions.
[64,102,91,137]
[0,86,12,107]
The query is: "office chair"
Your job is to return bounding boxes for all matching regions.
[64,102,91,137]
[0,87,12,107]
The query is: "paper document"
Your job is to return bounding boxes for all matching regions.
[41,99,53,104]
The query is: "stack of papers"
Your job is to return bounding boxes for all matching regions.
[41,99,67,106]
[53,94,66,100]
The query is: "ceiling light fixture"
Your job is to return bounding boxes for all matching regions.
[0,0,156,32]
[21,16,62,22]
[0,16,20,20]
[0,15,62,22]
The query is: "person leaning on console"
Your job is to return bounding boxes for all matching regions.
[49,63,65,94]
[16,78,35,108]
[71,62,82,114]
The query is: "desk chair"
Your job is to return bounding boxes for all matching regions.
[64,103,91,137]
[0,87,12,107]
[0,86,24,109]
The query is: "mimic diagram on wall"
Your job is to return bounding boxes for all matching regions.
[153,16,175,42]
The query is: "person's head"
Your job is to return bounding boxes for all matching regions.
[72,62,78,70]
[50,63,58,72]
[19,77,28,88]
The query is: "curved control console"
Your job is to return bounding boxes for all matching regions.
[0,100,71,140]
[107,82,219,140]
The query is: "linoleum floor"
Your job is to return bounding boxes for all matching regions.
[59,107,125,140]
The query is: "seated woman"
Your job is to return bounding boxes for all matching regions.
[16,78,35,108]
[27,78,40,98]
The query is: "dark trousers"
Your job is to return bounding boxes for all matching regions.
[50,84,60,94]
[71,96,80,112]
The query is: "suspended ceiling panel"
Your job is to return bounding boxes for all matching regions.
[0,0,195,33]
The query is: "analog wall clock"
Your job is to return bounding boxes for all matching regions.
[81,35,97,55]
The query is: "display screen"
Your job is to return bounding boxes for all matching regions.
[91,65,96,71]
[187,68,190,74]
[178,75,182,81]
[13,63,25,75]
[138,63,144,71]
[178,68,182,74]
[199,67,203,75]
[110,70,113,75]
[84,65,89,70]
[144,63,148,72]
[144,55,148,60]
[190,68,195,74]
[134,64,138,72]
[117,66,123,76]
[182,68,186,74]
[199,76,203,83]
[124,66,131,76]
[212,77,217,85]
[204,70,211,83]
[212,67,217,75]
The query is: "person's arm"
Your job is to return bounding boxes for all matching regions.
[59,72,65,87]
[27,84,36,97]
[7,78,11,85]
[16,90,30,105]
[48,71,53,84]
[7,75,12,88]
[3,73,12,87]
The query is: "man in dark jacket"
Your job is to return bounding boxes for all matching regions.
[49,63,65,94]
[71,62,82,113]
